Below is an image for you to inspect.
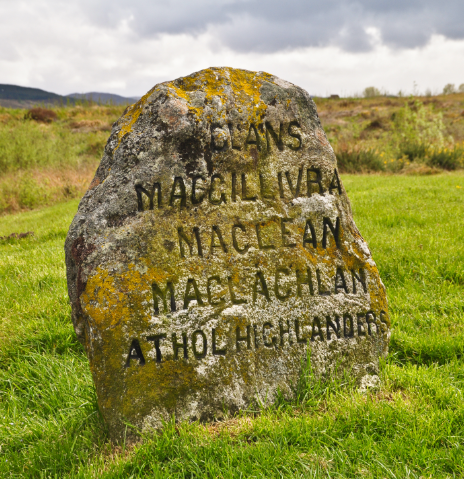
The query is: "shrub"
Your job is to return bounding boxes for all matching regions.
[459,84,464,93]
[335,148,385,173]
[426,146,464,170]
[392,99,447,161]
[399,143,429,162]
[443,83,456,95]
[363,86,381,98]
[24,108,58,123]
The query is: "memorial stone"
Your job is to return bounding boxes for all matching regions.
[65,67,390,441]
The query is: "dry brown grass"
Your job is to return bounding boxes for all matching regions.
[24,107,58,123]
[316,92,464,143]
[205,416,254,438]
[400,164,443,175]
[69,119,112,132]
[0,162,97,214]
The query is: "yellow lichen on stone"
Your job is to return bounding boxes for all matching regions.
[166,67,273,122]
[114,87,157,152]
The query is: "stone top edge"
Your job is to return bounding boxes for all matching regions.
[130,67,303,110]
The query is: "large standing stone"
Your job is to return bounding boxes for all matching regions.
[65,67,390,441]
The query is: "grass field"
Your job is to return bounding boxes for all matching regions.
[1,173,463,478]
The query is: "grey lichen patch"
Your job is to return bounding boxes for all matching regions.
[65,67,390,443]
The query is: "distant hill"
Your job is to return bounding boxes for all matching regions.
[0,84,67,108]
[68,92,139,105]
[0,84,139,108]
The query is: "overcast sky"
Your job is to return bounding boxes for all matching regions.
[1,0,463,97]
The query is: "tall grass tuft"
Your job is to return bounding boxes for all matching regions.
[335,148,385,173]
[426,145,464,170]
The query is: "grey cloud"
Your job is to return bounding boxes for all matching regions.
[78,0,464,52]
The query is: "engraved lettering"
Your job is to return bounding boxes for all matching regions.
[296,268,314,296]
[295,319,308,344]
[169,177,187,208]
[279,320,292,345]
[287,120,302,150]
[357,313,367,337]
[303,219,317,248]
[207,275,226,305]
[311,317,324,341]
[334,267,348,294]
[172,333,188,359]
[191,176,206,205]
[210,225,228,254]
[280,218,296,247]
[232,224,250,254]
[263,322,277,347]
[265,121,284,151]
[316,269,331,296]
[322,217,341,249]
[275,267,291,301]
[146,334,166,363]
[178,226,203,257]
[253,271,270,302]
[352,268,367,294]
[307,168,324,196]
[277,172,285,198]
[253,324,259,348]
[344,313,355,338]
[212,328,227,355]
[125,339,145,367]
[366,310,378,335]
[183,278,205,309]
[326,316,341,340]
[329,168,342,195]
[135,182,162,211]
[228,276,247,304]
[245,124,261,151]
[209,174,227,205]
[192,330,207,359]
[255,222,275,250]
[379,310,389,333]
[152,281,176,315]
[231,172,238,202]
[236,326,251,351]
[285,168,303,198]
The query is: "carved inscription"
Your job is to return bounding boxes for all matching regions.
[176,216,341,258]
[125,310,389,366]
[152,266,368,314]
[211,120,302,152]
[135,167,342,212]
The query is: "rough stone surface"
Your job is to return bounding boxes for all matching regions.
[65,67,390,442]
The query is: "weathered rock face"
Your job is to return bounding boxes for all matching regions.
[65,67,390,441]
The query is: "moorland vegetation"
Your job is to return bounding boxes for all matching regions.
[317,92,464,174]
[0,103,120,214]
[0,91,463,215]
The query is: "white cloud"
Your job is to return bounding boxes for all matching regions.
[0,1,463,97]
